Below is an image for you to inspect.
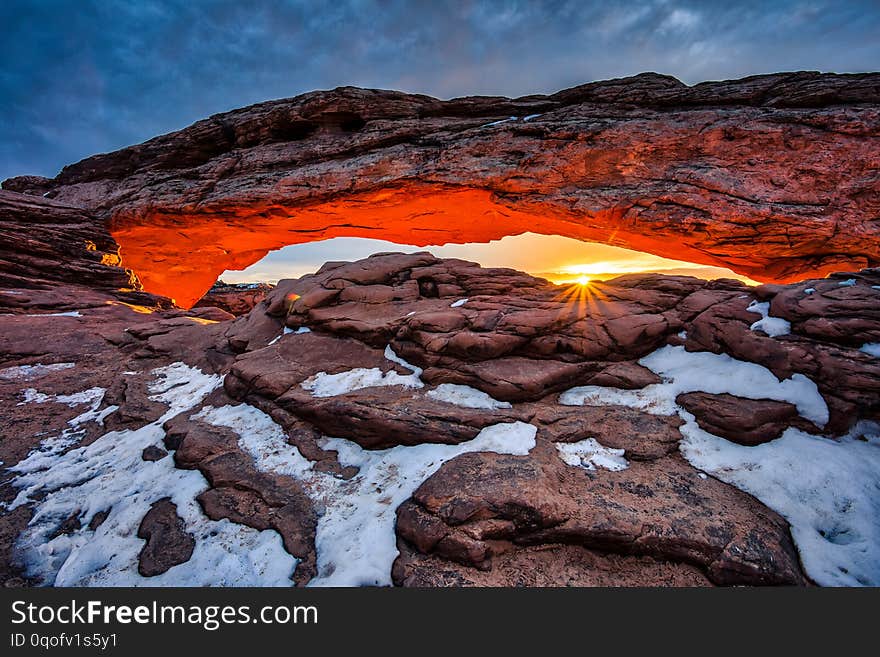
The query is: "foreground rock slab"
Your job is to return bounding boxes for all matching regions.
[2,248,879,587]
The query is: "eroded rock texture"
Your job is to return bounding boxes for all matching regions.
[136,499,195,577]
[0,191,166,313]
[193,282,275,316]
[2,250,880,587]
[5,72,879,306]
[2,72,880,588]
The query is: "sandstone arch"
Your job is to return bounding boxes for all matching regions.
[5,71,879,307]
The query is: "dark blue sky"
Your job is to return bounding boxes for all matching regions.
[3,0,879,182]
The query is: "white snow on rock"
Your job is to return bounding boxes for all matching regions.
[746,300,791,337]
[301,344,423,397]
[15,386,117,468]
[0,362,75,381]
[522,113,542,121]
[26,311,82,318]
[560,345,828,426]
[559,343,880,586]
[426,383,512,410]
[555,438,629,472]
[860,343,880,358]
[804,288,816,295]
[383,344,422,376]
[7,363,297,587]
[680,420,880,586]
[196,403,537,586]
[450,298,469,308]
[483,116,516,127]
[838,278,857,287]
[18,386,105,408]
[267,325,310,346]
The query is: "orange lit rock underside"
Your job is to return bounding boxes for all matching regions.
[6,71,880,307]
[111,184,875,307]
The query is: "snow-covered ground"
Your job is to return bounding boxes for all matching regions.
[198,404,536,586]
[7,349,539,587]
[7,335,877,587]
[560,345,827,426]
[7,363,297,586]
[560,344,879,586]
[13,386,117,468]
[681,420,880,586]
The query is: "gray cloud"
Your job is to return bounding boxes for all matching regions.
[2,0,878,181]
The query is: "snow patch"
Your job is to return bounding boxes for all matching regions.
[269,326,311,345]
[555,438,629,472]
[559,343,878,586]
[15,386,118,467]
[560,345,828,432]
[301,344,423,397]
[483,116,516,127]
[747,300,791,337]
[450,298,469,308]
[0,362,75,381]
[426,383,512,410]
[838,279,857,287]
[383,344,422,376]
[197,403,537,586]
[804,288,815,295]
[18,387,105,408]
[6,364,295,586]
[681,420,880,586]
[522,113,542,121]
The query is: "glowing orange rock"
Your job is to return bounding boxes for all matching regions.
[6,72,878,307]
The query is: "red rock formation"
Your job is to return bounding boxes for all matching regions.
[3,250,880,586]
[5,72,879,307]
[193,281,274,316]
[0,190,171,312]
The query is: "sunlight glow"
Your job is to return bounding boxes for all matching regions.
[220,233,761,287]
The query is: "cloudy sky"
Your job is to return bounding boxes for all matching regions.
[3,0,879,183]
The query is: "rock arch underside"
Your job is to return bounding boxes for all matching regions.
[6,71,880,307]
[2,72,880,588]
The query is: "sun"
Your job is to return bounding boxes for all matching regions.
[576,274,590,286]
